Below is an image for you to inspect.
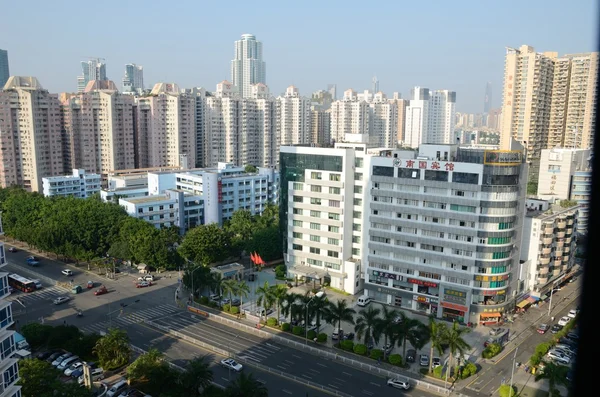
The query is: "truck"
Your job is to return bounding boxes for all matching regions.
[484,328,510,347]
[14,332,30,351]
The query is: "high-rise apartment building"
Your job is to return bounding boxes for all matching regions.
[135,83,196,169]
[0,49,9,89]
[276,86,311,146]
[0,216,22,397]
[310,105,331,146]
[483,82,492,114]
[404,87,430,148]
[231,34,266,99]
[428,90,456,145]
[327,84,337,100]
[330,89,370,143]
[123,63,144,95]
[60,80,136,179]
[369,92,397,148]
[77,58,107,93]
[0,77,64,192]
[392,94,408,144]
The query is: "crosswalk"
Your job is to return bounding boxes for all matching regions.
[6,285,69,306]
[80,304,180,334]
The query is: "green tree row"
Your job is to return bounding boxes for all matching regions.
[0,187,281,271]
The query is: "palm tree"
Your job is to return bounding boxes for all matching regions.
[237,280,250,314]
[256,281,274,323]
[177,356,213,395]
[310,295,329,333]
[210,272,223,297]
[534,361,569,397]
[324,299,356,345]
[221,279,238,308]
[281,292,299,323]
[354,305,381,346]
[427,316,447,374]
[271,284,288,324]
[225,372,268,397]
[374,304,398,357]
[392,314,425,361]
[93,328,131,370]
[445,321,472,380]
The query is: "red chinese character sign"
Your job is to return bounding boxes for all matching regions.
[431,161,440,170]
[392,159,455,172]
[419,161,427,169]
[444,162,454,171]
[406,160,415,168]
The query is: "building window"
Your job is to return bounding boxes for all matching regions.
[293,195,303,203]
[311,172,322,180]
[329,187,341,194]
[310,198,322,205]
[352,248,360,256]
[293,208,303,215]
[310,247,321,254]
[424,170,449,182]
[330,173,341,181]
[355,158,364,168]
[329,200,340,207]
[328,238,339,245]
[310,235,320,242]
[353,198,362,206]
[328,225,339,233]
[452,172,479,184]
[307,258,323,266]
[310,210,321,218]
[293,232,303,239]
[373,166,394,177]
[352,236,361,243]
[311,185,322,193]
[293,182,303,190]
[328,213,340,220]
[292,244,303,251]
[353,211,362,219]
[353,223,361,232]
[354,186,363,194]
[293,220,303,227]
[397,168,421,179]
[327,250,339,258]
[450,204,476,213]
[310,222,320,230]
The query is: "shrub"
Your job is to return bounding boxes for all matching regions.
[498,384,517,397]
[353,344,368,356]
[281,323,291,332]
[275,264,287,278]
[530,353,542,366]
[460,362,478,379]
[292,326,303,336]
[482,343,502,358]
[535,343,551,356]
[369,349,383,360]
[317,333,327,343]
[388,354,402,366]
[230,306,239,314]
[307,330,317,340]
[266,317,278,327]
[208,302,218,308]
[340,340,354,351]
[222,304,231,312]
[199,296,209,304]
[433,365,444,378]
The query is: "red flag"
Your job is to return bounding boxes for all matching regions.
[257,254,265,265]
[250,252,256,264]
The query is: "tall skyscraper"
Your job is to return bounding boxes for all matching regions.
[231,34,266,98]
[404,87,456,148]
[483,82,492,113]
[0,77,64,192]
[330,89,370,143]
[77,58,107,93]
[276,86,311,146]
[0,49,9,88]
[404,87,430,148]
[327,84,337,100]
[372,76,379,93]
[123,63,144,94]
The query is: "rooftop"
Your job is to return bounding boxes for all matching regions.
[122,195,172,204]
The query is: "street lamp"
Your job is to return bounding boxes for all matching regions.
[509,346,519,397]
[305,296,315,345]
[547,275,565,316]
[187,259,202,305]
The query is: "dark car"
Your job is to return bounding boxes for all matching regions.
[37,350,57,361]
[248,274,256,281]
[551,324,564,334]
[342,332,355,340]
[46,352,63,363]
[566,332,579,341]
[231,298,241,306]
[406,349,416,363]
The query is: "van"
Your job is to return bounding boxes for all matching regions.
[357,295,372,307]
[107,379,128,397]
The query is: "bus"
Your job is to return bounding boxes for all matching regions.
[8,274,37,293]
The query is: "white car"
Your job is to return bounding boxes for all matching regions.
[53,296,70,305]
[64,361,83,376]
[387,378,410,390]
[558,316,571,326]
[567,309,579,318]
[547,350,570,365]
[419,354,429,366]
[61,269,73,276]
[220,358,243,372]
[52,353,73,367]
[137,275,154,282]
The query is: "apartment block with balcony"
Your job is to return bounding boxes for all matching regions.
[0,216,23,397]
[363,144,527,325]
[42,169,101,198]
[520,203,578,300]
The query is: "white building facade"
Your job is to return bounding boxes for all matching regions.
[404,87,456,148]
[276,86,311,146]
[231,34,266,99]
[42,169,101,198]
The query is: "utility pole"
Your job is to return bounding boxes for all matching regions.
[509,347,518,397]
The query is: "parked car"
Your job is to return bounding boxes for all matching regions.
[95,286,108,295]
[566,332,579,341]
[567,309,579,318]
[551,324,564,334]
[36,350,57,361]
[432,357,441,368]
[136,281,152,288]
[220,298,231,306]
[387,378,410,390]
[405,349,416,363]
[51,353,73,367]
[419,354,429,366]
[77,368,104,384]
[231,298,241,306]
[558,316,571,326]
[220,358,243,372]
[137,275,154,282]
[64,361,83,376]
[8,247,17,252]
[331,330,343,340]
[46,352,63,363]
[57,355,79,371]
[546,350,570,365]
[342,332,355,340]
[61,269,73,276]
[537,323,550,334]
[53,296,70,305]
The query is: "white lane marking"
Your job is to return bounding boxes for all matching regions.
[258,379,267,384]
[328,384,339,389]
[266,342,281,350]
[284,359,294,364]
[277,365,287,370]
[317,362,327,368]
[342,371,352,376]
[302,374,312,379]
[370,382,381,387]
[282,390,293,395]
[334,377,345,382]
[362,391,374,396]
[309,368,320,374]
[221,377,229,382]
[293,354,302,359]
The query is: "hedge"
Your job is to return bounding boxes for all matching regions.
[307,330,317,340]
[433,365,444,378]
[281,323,291,332]
[340,340,354,351]
[199,296,209,304]
[317,333,327,342]
[267,318,278,327]
[460,362,478,379]
[388,354,402,366]
[482,343,502,358]
[498,384,516,397]
[222,304,231,312]
[230,306,239,314]
[369,349,383,360]
[292,326,303,336]
[353,344,368,356]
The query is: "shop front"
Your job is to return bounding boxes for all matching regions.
[479,312,502,326]
[413,295,439,315]
[441,302,467,323]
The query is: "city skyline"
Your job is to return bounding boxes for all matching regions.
[1,0,596,113]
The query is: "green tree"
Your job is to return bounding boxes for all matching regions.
[20,323,53,349]
[55,382,94,397]
[221,279,239,308]
[211,272,224,296]
[310,294,329,333]
[256,281,275,323]
[527,181,538,195]
[391,314,425,361]
[46,325,82,350]
[127,348,178,395]
[17,358,62,397]
[534,361,569,397]
[373,305,398,358]
[427,317,447,373]
[498,384,517,397]
[559,199,578,208]
[179,223,233,266]
[354,305,381,345]
[324,299,356,345]
[93,328,131,370]
[255,203,279,229]
[225,372,268,397]
[183,265,212,297]
[226,210,255,248]
[246,226,283,261]
[244,164,258,173]
[445,321,472,379]
[177,356,214,396]
[271,284,289,324]
[281,292,300,323]
[237,281,251,313]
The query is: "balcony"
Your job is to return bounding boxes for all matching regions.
[555,241,564,248]
[555,250,563,257]
[556,231,565,238]
[537,276,549,285]
[539,256,551,265]
[542,248,551,255]
[553,268,561,276]
[537,267,549,275]
[542,238,553,245]
[544,227,554,234]
[567,219,574,225]
[565,236,572,244]
[564,246,570,252]
[557,221,567,228]
[563,255,570,261]
[554,260,562,266]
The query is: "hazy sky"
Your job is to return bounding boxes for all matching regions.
[1,0,597,113]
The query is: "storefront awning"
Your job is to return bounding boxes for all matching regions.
[517,300,530,309]
[481,312,501,318]
[540,294,549,300]
[526,296,540,303]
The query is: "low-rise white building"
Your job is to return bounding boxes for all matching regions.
[113,163,279,233]
[42,169,101,198]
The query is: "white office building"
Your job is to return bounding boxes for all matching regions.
[0,216,23,397]
[231,34,266,99]
[114,163,279,233]
[330,89,370,144]
[404,87,456,148]
[42,169,102,198]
